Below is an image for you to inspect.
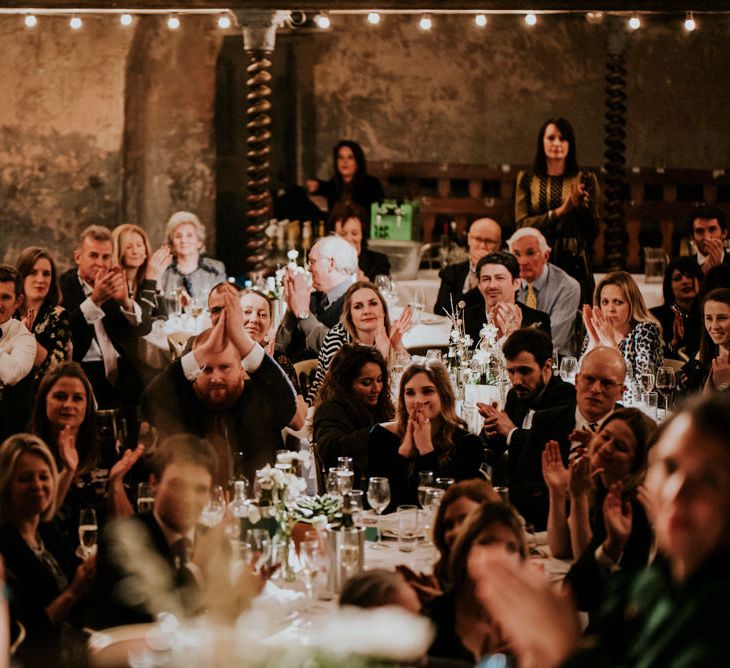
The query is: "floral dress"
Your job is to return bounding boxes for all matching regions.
[17,304,72,384]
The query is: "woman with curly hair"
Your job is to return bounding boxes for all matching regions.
[368,360,483,511]
[312,345,394,487]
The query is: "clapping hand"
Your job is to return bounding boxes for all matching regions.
[58,426,79,473]
[671,310,685,349]
[582,304,618,349]
[411,403,434,455]
[390,305,413,350]
[284,268,311,316]
[602,482,632,563]
[542,440,569,495]
[711,356,730,390]
[569,455,601,499]
[478,401,515,438]
[147,246,173,282]
[109,444,145,484]
[491,303,522,339]
[398,412,416,459]
[701,237,725,274]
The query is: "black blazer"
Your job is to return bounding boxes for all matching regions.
[433,261,482,316]
[359,246,390,282]
[463,302,552,347]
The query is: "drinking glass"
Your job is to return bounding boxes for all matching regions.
[412,288,425,325]
[655,366,677,415]
[417,471,435,508]
[78,508,97,559]
[641,391,658,421]
[639,371,655,395]
[136,483,154,515]
[190,296,205,333]
[435,477,455,490]
[426,349,442,362]
[366,477,391,550]
[247,529,272,575]
[337,456,354,471]
[347,490,365,524]
[551,349,560,374]
[494,486,510,503]
[336,468,354,496]
[299,539,322,601]
[374,275,390,295]
[397,505,419,553]
[201,485,226,527]
[339,529,362,584]
[559,356,578,384]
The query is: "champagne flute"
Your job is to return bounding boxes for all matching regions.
[299,539,322,602]
[366,477,391,550]
[655,366,677,415]
[559,356,578,383]
[78,508,98,559]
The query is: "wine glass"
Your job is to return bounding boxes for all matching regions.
[412,288,425,325]
[655,366,677,415]
[298,539,322,602]
[201,485,226,527]
[366,477,391,550]
[639,371,655,395]
[78,508,98,559]
[559,356,578,383]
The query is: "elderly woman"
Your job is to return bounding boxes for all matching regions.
[160,211,227,303]
[0,433,95,662]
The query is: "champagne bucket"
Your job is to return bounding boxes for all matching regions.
[326,525,365,594]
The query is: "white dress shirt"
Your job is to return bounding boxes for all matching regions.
[0,318,36,386]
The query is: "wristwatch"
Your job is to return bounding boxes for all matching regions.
[297,311,310,320]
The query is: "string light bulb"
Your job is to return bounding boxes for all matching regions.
[419,14,433,31]
[524,13,537,27]
[314,13,331,29]
[367,12,380,25]
[684,13,696,32]
[217,14,232,29]
[119,14,133,27]
[166,14,180,30]
[586,12,604,25]
[628,15,641,30]
[24,14,37,28]
[474,14,488,28]
[69,16,82,30]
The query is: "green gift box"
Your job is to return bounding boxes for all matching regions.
[370,200,420,241]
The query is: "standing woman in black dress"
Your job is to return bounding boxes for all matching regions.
[515,118,600,305]
[307,140,384,232]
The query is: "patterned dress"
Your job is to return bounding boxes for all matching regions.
[581,320,664,378]
[16,304,72,384]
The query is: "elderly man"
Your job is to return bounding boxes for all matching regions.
[463,251,551,347]
[510,346,627,529]
[60,224,151,412]
[434,217,502,316]
[142,286,296,484]
[275,235,358,362]
[508,227,581,356]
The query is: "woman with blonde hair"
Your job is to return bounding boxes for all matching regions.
[581,270,663,377]
[368,360,483,510]
[0,433,95,662]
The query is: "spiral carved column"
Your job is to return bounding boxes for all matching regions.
[603,28,628,271]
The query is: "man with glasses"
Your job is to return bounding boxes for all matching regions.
[434,217,502,316]
[509,346,626,529]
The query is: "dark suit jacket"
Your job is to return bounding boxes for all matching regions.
[463,302,552,347]
[59,268,152,394]
[433,261,482,316]
[141,354,297,483]
[359,246,390,282]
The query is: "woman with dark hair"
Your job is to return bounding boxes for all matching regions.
[473,392,730,668]
[650,256,703,360]
[426,501,525,663]
[515,118,600,304]
[307,140,385,229]
[307,280,411,405]
[368,360,483,511]
[331,201,390,281]
[14,247,71,384]
[313,345,394,483]
[698,287,730,392]
[542,407,657,611]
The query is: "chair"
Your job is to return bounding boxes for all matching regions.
[167,331,192,360]
[294,358,319,398]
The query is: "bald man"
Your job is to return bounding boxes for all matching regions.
[434,217,502,316]
[509,347,627,529]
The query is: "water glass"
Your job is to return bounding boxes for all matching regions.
[435,477,455,490]
[417,472,435,508]
[412,288,426,325]
[397,505,419,553]
[346,490,365,524]
[299,539,322,600]
[136,483,154,515]
[78,508,98,559]
[337,456,354,471]
[200,486,227,527]
[559,356,578,384]
[641,391,658,421]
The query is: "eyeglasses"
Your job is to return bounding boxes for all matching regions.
[577,374,622,392]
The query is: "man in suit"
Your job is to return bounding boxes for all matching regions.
[508,227,581,356]
[59,225,151,412]
[142,286,297,485]
[97,433,221,626]
[688,205,730,276]
[463,251,551,347]
[477,328,575,484]
[275,235,358,362]
[434,217,502,316]
[510,346,627,530]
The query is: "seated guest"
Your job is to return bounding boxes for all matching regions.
[141,288,296,485]
[464,251,551,346]
[434,217,502,316]
[510,346,627,530]
[160,211,226,303]
[0,433,95,664]
[650,257,703,360]
[697,288,730,392]
[59,225,151,417]
[340,569,420,614]
[369,360,483,511]
[331,202,390,281]
[582,271,663,378]
[275,235,358,362]
[207,283,306,430]
[471,392,730,668]
[97,434,219,627]
[112,223,172,317]
[0,265,37,439]
[426,501,525,664]
[478,328,575,482]
[307,280,411,405]
[688,204,729,275]
[15,247,71,385]
[543,408,656,611]
[313,345,394,483]
[508,227,581,356]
